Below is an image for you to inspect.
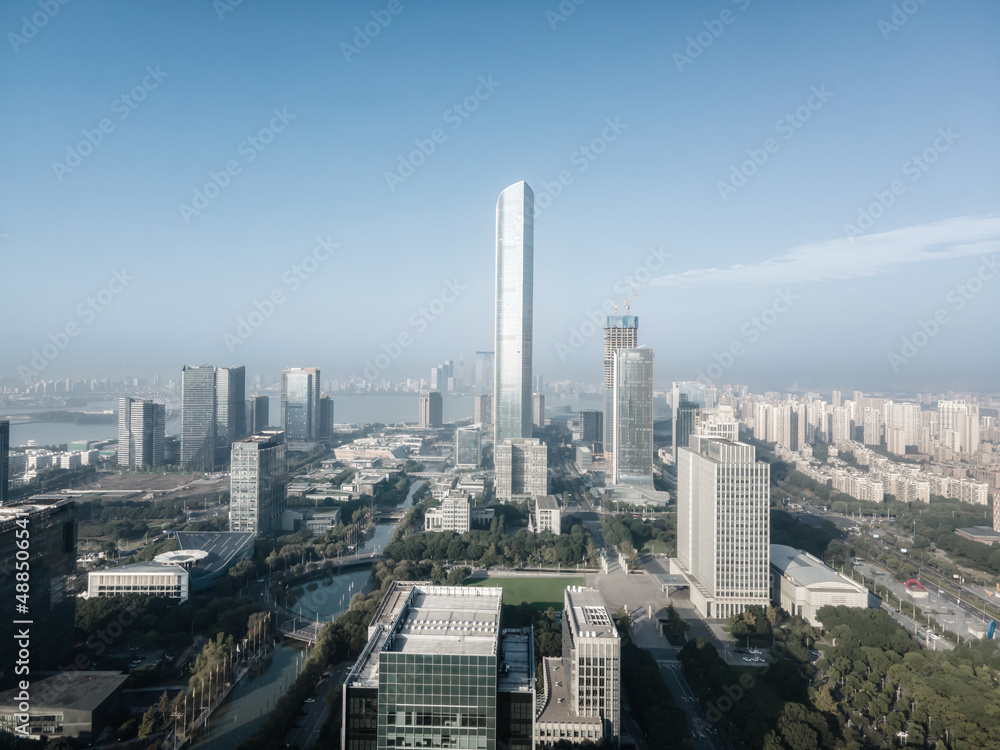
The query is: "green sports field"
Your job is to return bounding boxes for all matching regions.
[464,576,586,610]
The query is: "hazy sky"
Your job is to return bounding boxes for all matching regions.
[2,0,998,393]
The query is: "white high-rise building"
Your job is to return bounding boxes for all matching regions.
[612,348,654,487]
[563,586,620,742]
[603,316,639,456]
[532,392,545,429]
[674,435,770,619]
[229,430,287,534]
[494,181,534,445]
[495,437,547,501]
[117,397,165,468]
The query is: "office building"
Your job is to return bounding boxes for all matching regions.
[579,410,603,448]
[424,492,472,533]
[342,582,535,750]
[474,393,492,430]
[180,364,246,470]
[769,545,870,624]
[495,438,548,501]
[88,563,190,602]
[532,393,545,429]
[117,397,166,468]
[672,381,706,460]
[611,348,654,487]
[603,316,638,457]
[674,435,770,619]
[474,351,495,392]
[534,495,561,535]
[281,367,321,442]
[455,426,482,469]
[229,430,287,534]
[0,496,77,683]
[0,420,8,504]
[550,586,620,743]
[320,393,335,441]
[494,181,534,445]
[247,394,269,434]
[418,391,443,428]
[0,672,128,741]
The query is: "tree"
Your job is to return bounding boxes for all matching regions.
[614,605,632,636]
[137,706,157,738]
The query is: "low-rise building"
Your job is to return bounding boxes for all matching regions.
[535,495,562,535]
[0,671,128,741]
[769,544,870,624]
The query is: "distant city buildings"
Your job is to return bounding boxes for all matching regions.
[495,437,547,501]
[418,391,443,428]
[672,381,706,461]
[180,364,246,470]
[455,426,482,469]
[117,397,166,468]
[229,430,287,534]
[532,392,545,430]
[579,410,603,449]
[611,348,654,487]
[674,435,770,619]
[603,316,638,458]
[319,393,335,442]
[494,181,534,445]
[474,350,495,392]
[247,393,269,434]
[474,393,492,430]
[281,367,321,443]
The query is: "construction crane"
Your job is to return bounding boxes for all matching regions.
[622,281,649,315]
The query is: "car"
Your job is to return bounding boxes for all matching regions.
[305,698,315,703]
[734,648,747,654]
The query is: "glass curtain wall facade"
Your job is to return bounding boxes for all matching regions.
[672,381,706,460]
[281,367,320,442]
[603,317,638,457]
[612,348,654,486]
[494,181,534,445]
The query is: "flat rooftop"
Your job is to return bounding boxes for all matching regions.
[175,531,254,576]
[565,587,619,641]
[348,582,502,689]
[497,628,534,694]
[0,672,127,712]
[536,657,602,727]
[536,495,560,510]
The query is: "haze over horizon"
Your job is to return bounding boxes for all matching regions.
[2,1,998,394]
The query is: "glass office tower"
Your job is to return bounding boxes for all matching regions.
[494,181,534,445]
[672,381,707,460]
[281,367,321,442]
[612,348,654,486]
[603,316,638,457]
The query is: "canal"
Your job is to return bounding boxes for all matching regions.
[191,479,423,748]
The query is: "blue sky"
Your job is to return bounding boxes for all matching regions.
[1,0,997,393]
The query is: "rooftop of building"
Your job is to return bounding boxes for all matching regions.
[90,562,188,577]
[956,526,1000,543]
[565,587,618,640]
[536,657,603,727]
[234,431,284,447]
[536,495,561,510]
[770,544,867,590]
[348,582,503,689]
[0,495,76,520]
[175,531,255,577]
[497,628,534,694]
[0,672,128,712]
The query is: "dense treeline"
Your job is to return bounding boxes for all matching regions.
[384,520,596,567]
[815,605,1000,748]
[770,509,843,561]
[601,514,675,556]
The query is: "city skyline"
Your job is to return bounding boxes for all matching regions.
[2,3,997,393]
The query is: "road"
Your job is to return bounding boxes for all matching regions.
[645,647,721,750]
[283,661,353,749]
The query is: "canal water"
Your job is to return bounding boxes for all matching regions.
[191,479,423,748]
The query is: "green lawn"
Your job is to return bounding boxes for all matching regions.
[464,576,586,609]
[641,539,671,554]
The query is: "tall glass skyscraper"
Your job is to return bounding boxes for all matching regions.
[281,367,321,442]
[672,381,706,460]
[603,316,638,456]
[494,181,534,445]
[612,348,654,486]
[180,365,246,470]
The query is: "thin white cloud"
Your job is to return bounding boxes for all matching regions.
[650,215,1000,287]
